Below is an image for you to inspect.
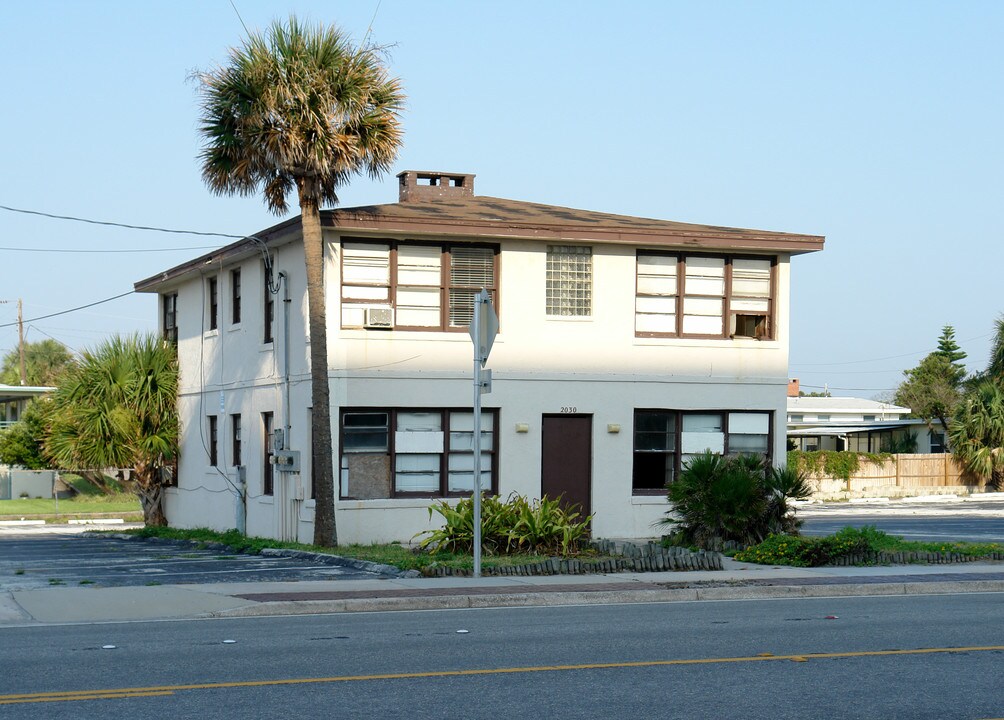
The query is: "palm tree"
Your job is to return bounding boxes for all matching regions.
[43,335,178,525]
[949,315,1004,490]
[196,17,405,546]
[949,380,1004,490]
[0,339,77,386]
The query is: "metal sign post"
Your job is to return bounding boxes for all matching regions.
[468,289,498,578]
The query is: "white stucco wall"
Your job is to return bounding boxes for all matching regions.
[161,229,795,545]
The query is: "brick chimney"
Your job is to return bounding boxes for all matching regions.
[398,171,475,203]
[787,378,800,397]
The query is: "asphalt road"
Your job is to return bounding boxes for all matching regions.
[0,595,1001,719]
[0,533,386,590]
[799,498,1004,543]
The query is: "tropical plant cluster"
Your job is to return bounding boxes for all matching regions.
[417,493,592,556]
[734,525,1004,567]
[896,319,1004,490]
[662,452,812,550]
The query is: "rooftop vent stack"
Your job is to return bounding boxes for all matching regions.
[397,171,475,203]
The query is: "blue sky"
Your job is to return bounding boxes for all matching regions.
[1,1,1001,397]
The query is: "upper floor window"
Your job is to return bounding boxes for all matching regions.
[162,293,178,343]
[231,268,241,325]
[546,245,592,317]
[636,253,775,339]
[263,260,274,344]
[207,277,218,331]
[340,241,497,331]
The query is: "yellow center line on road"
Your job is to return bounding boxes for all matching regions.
[3,645,1003,706]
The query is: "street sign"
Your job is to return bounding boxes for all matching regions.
[467,288,498,578]
[468,289,498,367]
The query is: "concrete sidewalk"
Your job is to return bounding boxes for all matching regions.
[3,557,1003,626]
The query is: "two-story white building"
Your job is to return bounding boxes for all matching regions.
[135,171,824,544]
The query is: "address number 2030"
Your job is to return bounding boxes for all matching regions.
[560,407,577,414]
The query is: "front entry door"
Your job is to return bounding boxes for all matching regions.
[541,414,592,515]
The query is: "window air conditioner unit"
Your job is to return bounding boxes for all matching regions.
[363,307,393,328]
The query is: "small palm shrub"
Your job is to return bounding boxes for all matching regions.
[417,493,592,555]
[662,452,812,550]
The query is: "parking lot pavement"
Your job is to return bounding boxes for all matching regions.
[0,532,390,590]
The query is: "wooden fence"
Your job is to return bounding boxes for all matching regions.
[806,454,979,500]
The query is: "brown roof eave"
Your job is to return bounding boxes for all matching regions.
[322,213,825,254]
[134,217,303,293]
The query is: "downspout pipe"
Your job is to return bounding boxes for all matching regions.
[280,271,294,540]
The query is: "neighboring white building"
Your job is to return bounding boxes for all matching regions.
[135,171,824,544]
[786,394,946,453]
[0,384,55,429]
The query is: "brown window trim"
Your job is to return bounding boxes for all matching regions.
[340,238,500,333]
[339,407,500,500]
[631,409,774,496]
[635,252,777,341]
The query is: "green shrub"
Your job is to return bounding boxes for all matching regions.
[661,452,812,550]
[416,493,592,555]
[787,450,893,481]
[734,526,888,566]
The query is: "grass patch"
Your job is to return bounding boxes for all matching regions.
[48,578,65,586]
[120,526,610,573]
[79,580,95,585]
[0,495,142,518]
[734,526,1004,567]
[15,569,25,576]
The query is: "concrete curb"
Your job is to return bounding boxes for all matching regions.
[205,579,1004,618]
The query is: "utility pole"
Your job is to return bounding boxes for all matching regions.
[17,299,26,386]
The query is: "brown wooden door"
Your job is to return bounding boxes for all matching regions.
[541,415,592,515]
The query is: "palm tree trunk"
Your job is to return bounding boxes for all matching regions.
[134,466,168,526]
[300,185,337,547]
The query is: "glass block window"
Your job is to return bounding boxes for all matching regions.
[546,245,592,317]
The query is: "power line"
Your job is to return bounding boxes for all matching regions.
[791,330,993,369]
[0,245,217,254]
[0,291,135,328]
[0,203,245,239]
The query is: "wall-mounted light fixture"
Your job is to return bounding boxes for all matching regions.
[515,423,530,434]
[607,424,621,433]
